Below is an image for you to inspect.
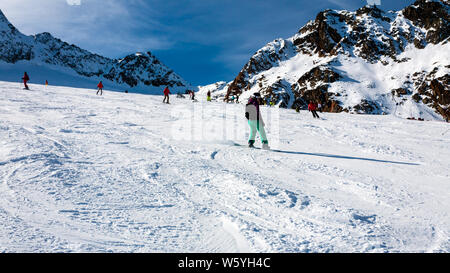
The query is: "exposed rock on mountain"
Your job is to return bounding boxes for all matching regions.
[0,9,189,92]
[221,0,449,120]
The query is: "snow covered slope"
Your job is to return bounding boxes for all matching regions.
[197,81,231,101]
[0,9,190,94]
[222,0,449,121]
[0,80,449,252]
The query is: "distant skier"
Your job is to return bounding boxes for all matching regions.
[245,92,269,149]
[308,101,320,119]
[45,80,48,86]
[207,91,212,102]
[318,102,322,113]
[97,81,104,96]
[236,95,240,103]
[190,90,195,101]
[163,86,171,104]
[22,72,30,90]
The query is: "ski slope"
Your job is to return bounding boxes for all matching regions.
[0,81,449,253]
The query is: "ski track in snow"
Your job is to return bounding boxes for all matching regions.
[0,81,449,253]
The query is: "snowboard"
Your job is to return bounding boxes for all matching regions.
[233,142,271,151]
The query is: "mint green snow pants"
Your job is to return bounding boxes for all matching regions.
[248,120,268,144]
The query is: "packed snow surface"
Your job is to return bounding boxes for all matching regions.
[0,81,449,252]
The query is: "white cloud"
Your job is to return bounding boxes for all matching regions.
[0,0,171,57]
[367,0,381,5]
[66,0,81,5]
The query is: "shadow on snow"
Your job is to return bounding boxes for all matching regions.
[271,149,420,166]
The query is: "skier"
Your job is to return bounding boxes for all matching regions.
[190,90,196,101]
[97,81,104,96]
[318,102,323,113]
[236,95,240,103]
[245,92,269,149]
[308,101,320,119]
[207,91,212,102]
[45,80,48,86]
[22,72,30,90]
[163,86,171,104]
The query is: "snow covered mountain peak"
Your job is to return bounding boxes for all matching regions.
[104,51,188,88]
[0,9,190,93]
[222,0,449,121]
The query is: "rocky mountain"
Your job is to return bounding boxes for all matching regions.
[222,0,449,121]
[0,9,189,92]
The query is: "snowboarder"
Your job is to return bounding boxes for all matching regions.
[308,101,320,119]
[22,72,30,90]
[97,81,104,96]
[245,92,269,149]
[207,91,212,102]
[163,86,171,103]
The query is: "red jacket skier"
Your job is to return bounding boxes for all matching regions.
[22,72,30,90]
[163,87,171,103]
[308,101,320,118]
[308,102,317,111]
[97,81,104,96]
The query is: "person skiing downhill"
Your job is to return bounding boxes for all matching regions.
[163,86,171,103]
[308,101,320,119]
[245,92,269,149]
[97,81,104,96]
[22,72,30,90]
[207,91,212,102]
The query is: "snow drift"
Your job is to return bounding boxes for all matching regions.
[0,80,449,252]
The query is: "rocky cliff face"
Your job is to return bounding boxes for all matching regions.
[0,9,189,91]
[223,0,449,121]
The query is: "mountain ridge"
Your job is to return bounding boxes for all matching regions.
[0,9,190,93]
[214,0,449,121]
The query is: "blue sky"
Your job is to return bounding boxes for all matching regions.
[0,0,416,85]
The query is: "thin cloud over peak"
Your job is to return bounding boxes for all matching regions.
[66,0,81,6]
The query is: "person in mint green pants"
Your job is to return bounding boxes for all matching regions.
[245,93,269,149]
